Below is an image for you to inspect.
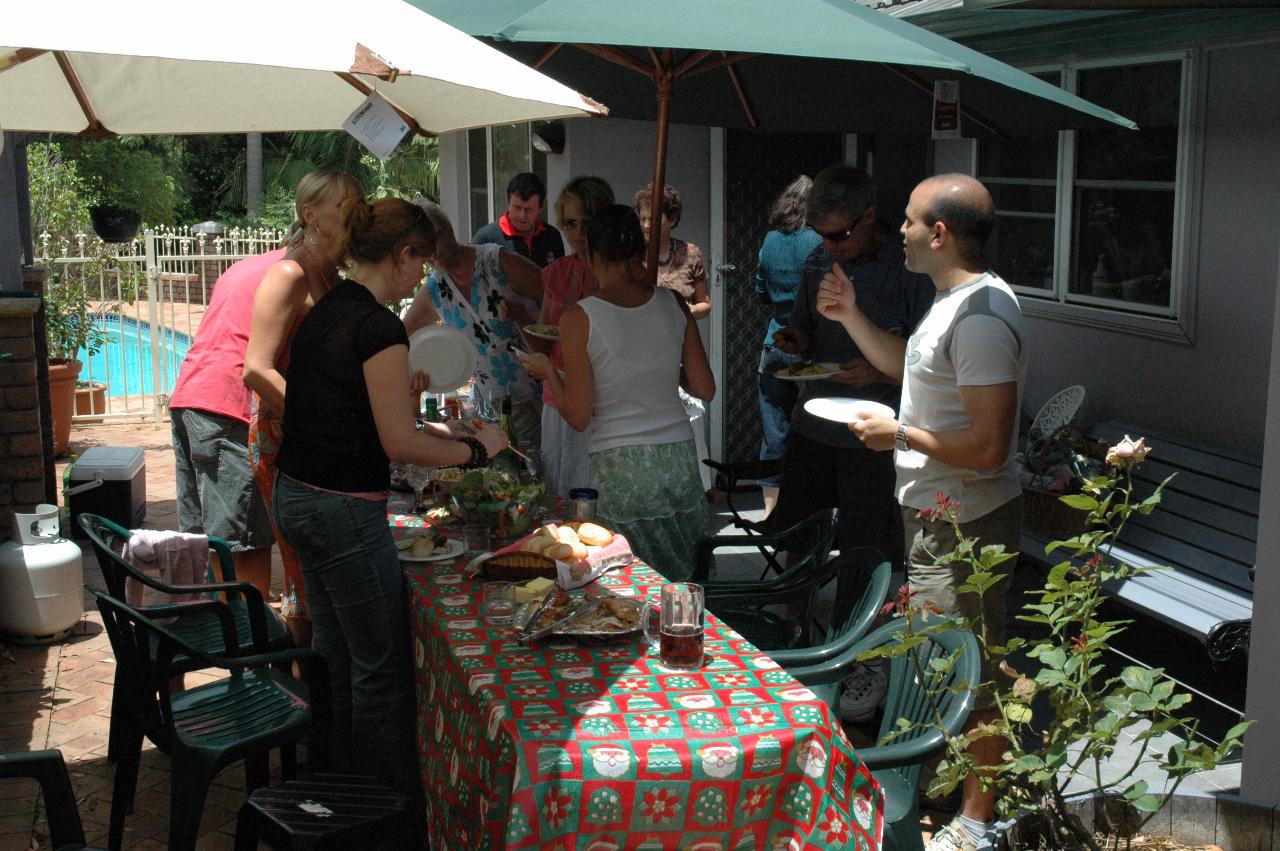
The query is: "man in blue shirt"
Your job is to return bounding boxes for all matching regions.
[768,164,935,719]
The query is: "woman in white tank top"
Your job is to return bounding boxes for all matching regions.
[522,205,716,576]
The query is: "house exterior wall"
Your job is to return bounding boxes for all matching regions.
[1023,37,1280,454]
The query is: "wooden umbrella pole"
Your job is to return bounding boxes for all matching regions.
[644,58,675,288]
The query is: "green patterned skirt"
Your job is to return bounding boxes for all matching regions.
[589,439,708,580]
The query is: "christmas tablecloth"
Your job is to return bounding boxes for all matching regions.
[402,553,884,850]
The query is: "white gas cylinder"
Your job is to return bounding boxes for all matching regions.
[0,504,84,643]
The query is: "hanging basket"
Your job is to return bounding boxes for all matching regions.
[1022,484,1089,540]
[88,205,141,243]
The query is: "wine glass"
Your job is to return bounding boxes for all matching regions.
[405,464,433,513]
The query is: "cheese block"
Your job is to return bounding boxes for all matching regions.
[513,576,555,603]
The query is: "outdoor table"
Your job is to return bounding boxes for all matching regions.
[394,508,884,850]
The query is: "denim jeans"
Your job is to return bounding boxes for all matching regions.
[756,345,802,486]
[270,473,418,794]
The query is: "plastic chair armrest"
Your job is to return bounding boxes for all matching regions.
[856,731,949,772]
[138,598,241,651]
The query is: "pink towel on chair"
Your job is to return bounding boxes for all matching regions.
[122,530,209,608]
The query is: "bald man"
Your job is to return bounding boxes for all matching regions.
[816,173,1027,851]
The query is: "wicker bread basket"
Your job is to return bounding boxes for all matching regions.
[482,551,559,581]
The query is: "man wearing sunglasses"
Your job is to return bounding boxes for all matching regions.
[767,165,935,716]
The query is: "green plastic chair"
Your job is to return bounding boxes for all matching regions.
[89,586,330,851]
[0,749,101,850]
[766,550,893,668]
[77,513,293,763]
[788,618,980,851]
[693,507,840,649]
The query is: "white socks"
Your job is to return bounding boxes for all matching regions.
[956,814,993,843]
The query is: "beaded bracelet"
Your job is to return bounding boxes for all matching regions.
[458,435,488,470]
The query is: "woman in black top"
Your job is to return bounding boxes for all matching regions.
[271,198,507,798]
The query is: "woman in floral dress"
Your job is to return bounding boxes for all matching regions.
[242,170,364,645]
[401,201,544,448]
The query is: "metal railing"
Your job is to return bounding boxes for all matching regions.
[38,225,288,422]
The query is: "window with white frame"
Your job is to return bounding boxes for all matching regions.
[979,55,1190,339]
[466,124,548,238]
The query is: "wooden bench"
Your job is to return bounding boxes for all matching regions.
[1020,420,1256,662]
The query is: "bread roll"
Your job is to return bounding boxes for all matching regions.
[410,536,434,558]
[547,542,575,561]
[531,536,560,555]
[576,522,613,547]
[556,526,581,545]
[536,523,559,539]
[570,542,589,561]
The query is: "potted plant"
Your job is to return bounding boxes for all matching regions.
[72,139,177,242]
[869,436,1250,851]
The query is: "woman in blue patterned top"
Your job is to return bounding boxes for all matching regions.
[755,175,822,517]
[402,201,544,447]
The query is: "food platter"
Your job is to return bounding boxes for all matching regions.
[522,324,561,341]
[775,361,843,381]
[408,326,475,393]
[520,593,644,641]
[803,397,896,424]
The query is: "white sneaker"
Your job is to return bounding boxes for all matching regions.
[925,821,978,851]
[838,661,887,722]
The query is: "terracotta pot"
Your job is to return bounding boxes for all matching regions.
[74,382,107,417]
[48,359,82,457]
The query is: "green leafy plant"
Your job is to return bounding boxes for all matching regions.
[28,141,135,362]
[71,138,178,224]
[866,436,1249,851]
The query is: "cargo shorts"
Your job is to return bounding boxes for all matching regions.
[172,407,274,552]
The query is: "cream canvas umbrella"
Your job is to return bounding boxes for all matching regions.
[0,0,606,137]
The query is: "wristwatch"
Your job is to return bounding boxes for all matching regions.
[894,423,910,452]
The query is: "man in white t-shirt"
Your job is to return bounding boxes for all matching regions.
[816,173,1026,851]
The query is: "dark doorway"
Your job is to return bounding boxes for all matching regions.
[719,130,843,466]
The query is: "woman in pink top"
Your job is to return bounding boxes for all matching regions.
[170,248,285,597]
[242,170,364,646]
[530,176,615,497]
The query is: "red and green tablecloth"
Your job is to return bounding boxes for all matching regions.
[401,547,884,850]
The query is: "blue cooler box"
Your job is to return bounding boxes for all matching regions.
[68,447,146,536]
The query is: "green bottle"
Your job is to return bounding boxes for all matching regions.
[423,396,439,423]
[492,396,521,480]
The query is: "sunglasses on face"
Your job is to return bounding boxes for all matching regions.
[814,223,857,244]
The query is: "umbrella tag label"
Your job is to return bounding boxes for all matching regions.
[932,80,961,139]
[345,90,411,161]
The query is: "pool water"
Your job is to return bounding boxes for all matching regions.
[77,315,191,398]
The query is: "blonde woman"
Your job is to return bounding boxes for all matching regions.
[243,170,364,645]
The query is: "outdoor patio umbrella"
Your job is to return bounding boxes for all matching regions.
[0,0,605,138]
[410,0,1136,281]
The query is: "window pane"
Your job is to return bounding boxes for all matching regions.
[1076,61,1181,182]
[990,215,1056,292]
[978,71,1061,180]
[468,128,489,237]
[491,124,532,221]
[1069,186,1174,307]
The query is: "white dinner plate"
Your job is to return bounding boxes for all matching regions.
[775,362,843,381]
[408,326,475,393]
[803,397,896,424]
[398,538,466,563]
[523,324,560,341]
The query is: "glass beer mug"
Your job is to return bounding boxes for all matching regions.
[642,582,705,670]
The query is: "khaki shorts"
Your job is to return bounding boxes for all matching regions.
[904,496,1022,705]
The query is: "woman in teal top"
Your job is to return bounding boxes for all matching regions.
[755,175,822,517]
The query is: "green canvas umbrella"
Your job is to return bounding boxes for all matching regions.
[411,0,1135,281]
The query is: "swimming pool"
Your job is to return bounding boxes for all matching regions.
[77,315,191,397]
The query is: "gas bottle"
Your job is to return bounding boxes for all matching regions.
[0,504,84,643]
